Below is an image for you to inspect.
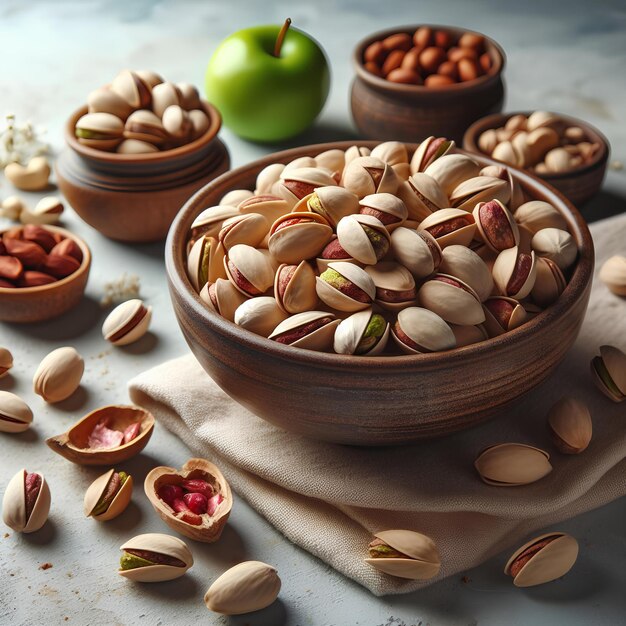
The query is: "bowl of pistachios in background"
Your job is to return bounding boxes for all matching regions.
[463,111,610,206]
[165,139,594,446]
[56,70,230,243]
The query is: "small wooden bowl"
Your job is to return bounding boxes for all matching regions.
[0,225,91,323]
[463,111,610,206]
[166,142,594,446]
[56,102,230,243]
[351,25,506,143]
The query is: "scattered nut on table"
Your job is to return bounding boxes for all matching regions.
[599,255,626,296]
[33,346,84,403]
[474,443,553,486]
[547,397,592,454]
[0,390,32,433]
[0,347,13,379]
[84,469,133,521]
[590,345,626,403]
[2,468,51,533]
[102,298,152,346]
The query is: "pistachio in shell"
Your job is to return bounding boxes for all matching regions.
[75,112,124,150]
[450,323,489,347]
[267,212,333,264]
[418,208,477,249]
[0,390,32,434]
[547,397,592,454]
[219,188,253,208]
[483,297,527,337]
[505,532,578,587]
[418,274,485,326]
[190,205,239,240]
[390,228,442,280]
[274,261,318,314]
[397,173,448,223]
[234,297,289,338]
[474,443,552,486]
[358,192,408,231]
[590,345,626,403]
[33,346,84,403]
[111,69,152,109]
[513,200,568,234]
[255,164,286,195]
[224,244,275,296]
[238,194,291,225]
[116,139,159,154]
[336,214,390,265]
[87,86,134,120]
[599,255,626,296]
[2,469,50,533]
[341,156,398,198]
[191,108,210,138]
[187,235,227,290]
[370,141,409,166]
[102,299,152,346]
[200,278,248,322]
[269,311,340,352]
[294,186,359,228]
[316,262,376,312]
[440,245,494,302]
[392,306,456,354]
[46,405,155,465]
[472,199,520,253]
[365,261,416,311]
[84,469,133,521]
[409,136,454,173]
[218,212,268,250]
[124,110,168,146]
[316,237,356,273]
[151,81,181,117]
[492,246,537,300]
[423,153,481,196]
[162,104,192,143]
[450,176,510,212]
[479,164,525,211]
[315,148,346,176]
[278,167,337,207]
[144,458,233,542]
[119,533,193,582]
[531,257,566,307]
[334,309,390,355]
[365,529,441,580]
[531,228,577,271]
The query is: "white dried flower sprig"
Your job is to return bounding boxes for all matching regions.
[0,114,50,168]
[100,273,141,306]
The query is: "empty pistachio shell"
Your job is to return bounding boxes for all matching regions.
[392,307,456,355]
[0,390,33,433]
[418,274,485,326]
[4,156,51,191]
[84,469,133,521]
[0,347,13,379]
[474,443,552,486]
[316,261,376,312]
[531,228,577,271]
[204,561,281,615]
[365,529,441,580]
[75,112,124,150]
[547,397,592,454]
[440,245,494,302]
[493,246,537,300]
[390,228,442,280]
[102,299,152,346]
[334,309,390,355]
[2,469,51,533]
[424,153,480,196]
[505,532,578,587]
[269,311,340,351]
[513,201,568,234]
[33,346,84,403]
[234,297,288,338]
[590,345,626,402]
[599,255,626,296]
[119,533,193,582]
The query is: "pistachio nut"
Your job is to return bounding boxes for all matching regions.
[409,136,453,174]
[547,397,592,454]
[316,261,376,312]
[0,390,32,433]
[119,533,193,582]
[418,208,477,249]
[365,529,441,580]
[87,86,133,120]
[19,196,64,226]
[365,261,416,311]
[474,443,552,486]
[344,145,371,166]
[478,129,498,154]
[269,311,340,351]
[278,167,337,207]
[238,194,291,224]
[493,246,537,300]
[136,69,164,90]
[75,112,124,150]
[200,278,248,322]
[450,176,510,212]
[0,347,13,379]
[333,309,390,355]
[1,195,26,220]
[590,345,626,402]
[544,147,573,173]
[341,156,399,198]
[505,532,578,587]
[151,81,181,117]
[218,213,268,250]
[84,469,133,521]
[189,108,211,140]
[111,69,152,109]
[316,237,356,272]
[513,200,568,234]
[162,105,192,142]
[124,110,168,146]
[315,148,346,176]
[397,173,448,223]
[392,306,456,354]
[370,141,409,166]
[102,299,152,346]
[531,257,566,307]
[526,127,560,164]
[234,297,289,338]
[224,244,275,297]
[599,255,626,296]
[4,155,50,192]
[483,296,527,337]
[423,153,480,196]
[479,164,525,211]
[268,212,333,264]
[283,156,317,173]
[2,468,51,533]
[219,189,253,208]
[294,186,359,228]
[440,245,494,302]
[116,139,159,154]
[176,82,201,110]
[531,228,577,271]
[187,235,227,290]
[418,274,485,325]
[204,561,281,615]
[336,214,390,265]
[390,228,442,280]
[472,199,520,253]
[491,140,518,167]
[450,323,489,347]
[191,205,240,240]
[274,261,318,314]
[33,346,84,403]
[255,163,286,195]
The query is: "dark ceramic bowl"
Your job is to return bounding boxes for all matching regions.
[166,141,593,446]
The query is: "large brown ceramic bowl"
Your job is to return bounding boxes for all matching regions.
[56,102,229,243]
[166,141,594,446]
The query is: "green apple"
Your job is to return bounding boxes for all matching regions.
[205,19,330,143]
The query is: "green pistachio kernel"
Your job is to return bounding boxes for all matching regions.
[320,268,349,290]
[356,314,386,354]
[119,552,154,571]
[368,543,404,559]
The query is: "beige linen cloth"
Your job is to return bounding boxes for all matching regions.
[129,214,626,596]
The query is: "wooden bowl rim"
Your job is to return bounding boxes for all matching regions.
[352,24,506,95]
[0,224,91,294]
[166,140,593,370]
[65,100,222,164]
[463,110,610,179]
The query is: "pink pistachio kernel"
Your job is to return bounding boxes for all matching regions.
[183,492,208,515]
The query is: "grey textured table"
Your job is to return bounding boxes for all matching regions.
[1,1,625,625]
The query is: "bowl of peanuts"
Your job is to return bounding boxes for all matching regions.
[351,24,506,143]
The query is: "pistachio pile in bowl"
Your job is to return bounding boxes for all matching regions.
[185,139,578,356]
[74,69,210,154]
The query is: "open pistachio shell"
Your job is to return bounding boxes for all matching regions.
[398,173,448,223]
[116,139,159,154]
[474,443,552,486]
[418,208,477,249]
[283,156,317,173]
[46,405,154,465]
[342,156,398,198]
[410,136,454,174]
[187,236,227,290]
[316,261,376,312]
[505,532,578,587]
[200,278,248,322]
[102,299,152,346]
[315,148,346,176]
[390,228,442,280]
[219,189,253,208]
[144,458,233,542]
[119,533,193,582]
[479,164,525,211]
[255,164,285,194]
[424,153,481,196]
[225,244,275,296]
[269,311,340,351]
[547,397,592,454]
[234,297,289,338]
[336,214,390,265]
[493,247,537,300]
[450,176,510,212]
[359,192,408,230]
[365,529,441,580]
[392,306,456,354]
[344,145,371,166]
[440,245,494,302]
[33,346,84,403]
[370,141,409,166]
[483,297,527,337]
[2,469,51,533]
[531,257,567,307]
[418,274,485,325]
[219,213,268,250]
[238,194,291,224]
[333,309,390,355]
[0,390,33,433]
[591,345,626,402]
[84,469,134,521]
[274,261,318,314]
[293,187,359,228]
[472,199,520,253]
[75,112,124,150]
[513,200,568,234]
[450,323,489,347]
[124,110,167,145]
[111,69,152,109]
[599,255,626,296]
[191,206,240,240]
[531,228,577,271]
[267,212,333,264]
[365,262,416,311]
[278,167,337,207]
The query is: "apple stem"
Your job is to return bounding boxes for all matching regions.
[273,18,291,57]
